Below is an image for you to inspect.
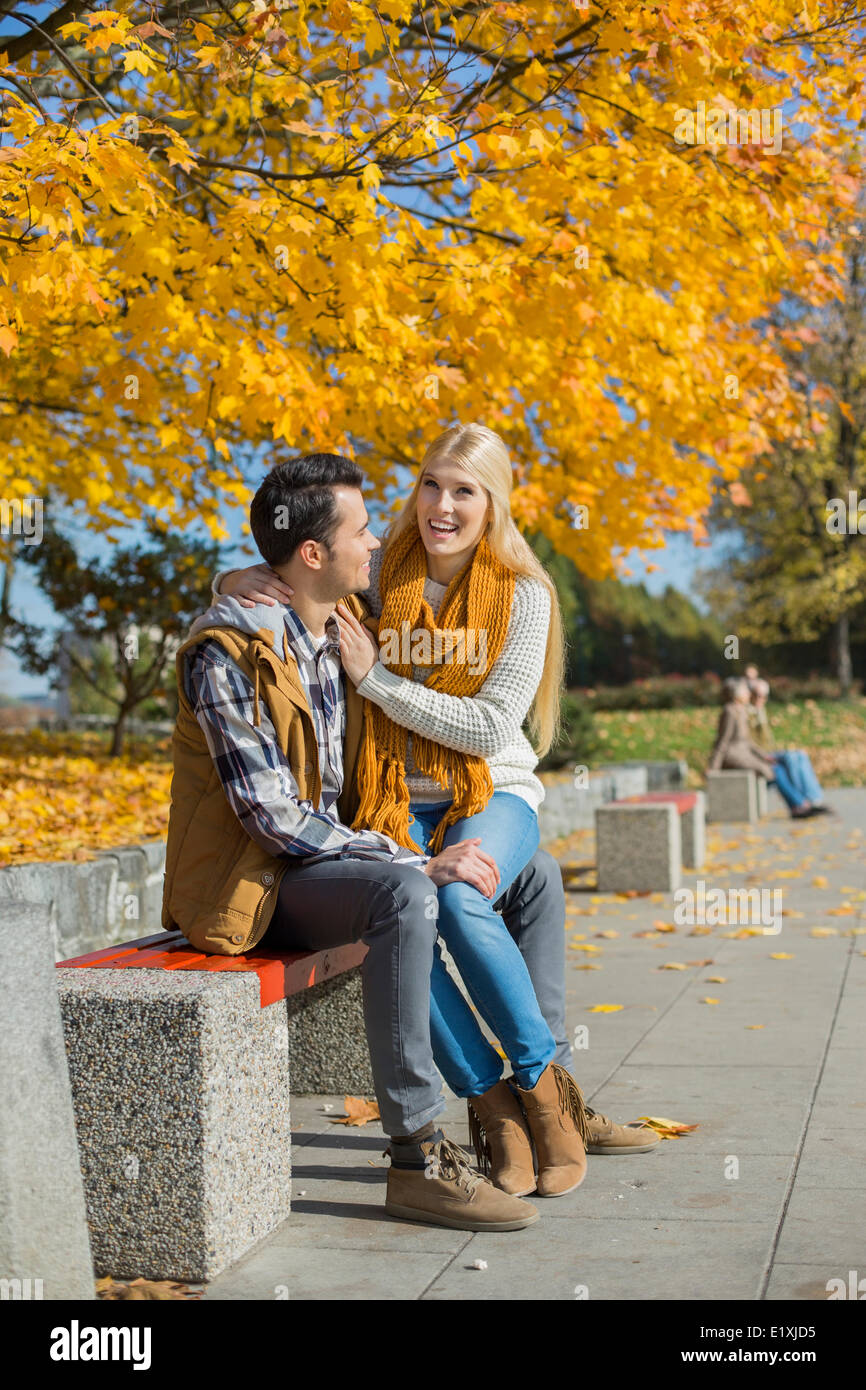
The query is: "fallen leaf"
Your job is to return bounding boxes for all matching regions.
[827,905,856,916]
[574,963,602,970]
[770,952,794,959]
[809,927,839,938]
[570,942,602,952]
[636,1115,698,1139]
[96,1276,199,1300]
[660,961,688,970]
[811,875,829,888]
[686,958,715,967]
[652,920,676,933]
[687,926,713,936]
[706,975,727,982]
[596,929,619,938]
[588,1003,623,1013]
[331,1095,381,1126]
[700,997,719,1004]
[746,1024,765,1030]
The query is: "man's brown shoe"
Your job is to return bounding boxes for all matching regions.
[384,1134,539,1231]
[467,1079,537,1196]
[585,1108,661,1155]
[514,1063,589,1197]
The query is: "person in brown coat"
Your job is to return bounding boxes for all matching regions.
[707,678,821,817]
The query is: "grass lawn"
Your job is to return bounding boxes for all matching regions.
[587,697,866,788]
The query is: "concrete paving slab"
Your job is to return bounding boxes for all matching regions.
[765,1264,862,1300]
[206,1243,461,1300]
[534,1153,795,1225]
[421,1219,777,1301]
[585,1066,816,1154]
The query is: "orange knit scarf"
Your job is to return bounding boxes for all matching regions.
[351,524,516,855]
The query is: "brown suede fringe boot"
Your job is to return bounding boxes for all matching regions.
[513,1062,590,1196]
[466,1078,537,1196]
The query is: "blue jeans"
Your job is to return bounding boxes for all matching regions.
[772,750,823,805]
[768,758,807,811]
[409,792,557,1097]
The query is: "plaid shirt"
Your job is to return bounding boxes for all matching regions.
[184,605,429,871]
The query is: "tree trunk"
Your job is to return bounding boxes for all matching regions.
[834,613,853,694]
[110,709,129,757]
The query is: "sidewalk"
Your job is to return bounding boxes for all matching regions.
[203,788,866,1301]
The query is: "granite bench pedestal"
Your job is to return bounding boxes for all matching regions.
[706,770,765,823]
[595,802,682,893]
[56,931,374,1284]
[613,791,706,869]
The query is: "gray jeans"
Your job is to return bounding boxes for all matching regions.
[261,848,573,1135]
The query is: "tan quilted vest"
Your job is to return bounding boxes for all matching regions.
[161,595,367,955]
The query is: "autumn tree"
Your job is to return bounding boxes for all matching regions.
[700,219,866,691]
[7,509,227,753]
[0,0,863,581]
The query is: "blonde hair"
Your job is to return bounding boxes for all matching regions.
[384,422,566,756]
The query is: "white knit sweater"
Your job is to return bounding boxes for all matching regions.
[356,546,549,810]
[212,548,549,811]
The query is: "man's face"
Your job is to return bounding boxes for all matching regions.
[318,486,380,599]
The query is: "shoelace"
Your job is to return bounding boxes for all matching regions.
[431,1136,486,1194]
[384,1135,487,1193]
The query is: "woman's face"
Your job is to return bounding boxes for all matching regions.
[415,458,490,563]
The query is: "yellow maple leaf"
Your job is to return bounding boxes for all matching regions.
[636,1116,698,1139]
[588,1004,623,1013]
[330,1096,381,1127]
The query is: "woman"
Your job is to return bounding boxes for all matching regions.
[747,677,831,815]
[214,423,592,1198]
[707,678,821,818]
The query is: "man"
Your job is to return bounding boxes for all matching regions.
[162,456,654,1236]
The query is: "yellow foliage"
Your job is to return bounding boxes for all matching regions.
[0,2,861,570]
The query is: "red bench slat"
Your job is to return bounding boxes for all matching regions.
[57,932,368,1008]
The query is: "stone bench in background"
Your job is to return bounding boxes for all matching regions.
[55,931,373,1283]
[595,802,682,893]
[613,790,706,869]
[706,769,766,823]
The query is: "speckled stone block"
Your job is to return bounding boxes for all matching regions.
[286,967,374,1094]
[0,902,95,1300]
[595,803,682,893]
[682,791,706,869]
[706,770,758,823]
[756,776,768,817]
[56,969,292,1283]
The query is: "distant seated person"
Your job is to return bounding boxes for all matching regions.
[707,678,825,819]
[747,674,832,816]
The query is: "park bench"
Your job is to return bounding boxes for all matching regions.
[594,801,682,893]
[610,790,706,870]
[706,769,768,823]
[55,930,373,1284]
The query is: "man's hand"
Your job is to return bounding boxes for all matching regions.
[334,601,380,685]
[424,837,501,899]
[221,564,295,609]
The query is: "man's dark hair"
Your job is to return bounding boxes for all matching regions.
[250,454,364,567]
